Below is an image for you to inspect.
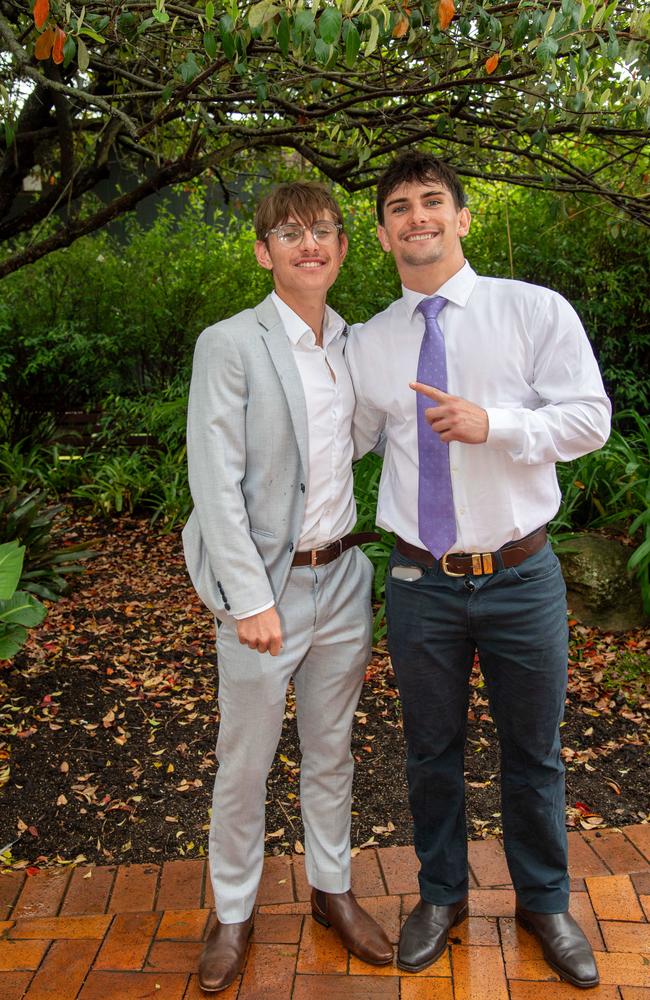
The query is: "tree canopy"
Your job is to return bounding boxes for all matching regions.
[1,0,649,276]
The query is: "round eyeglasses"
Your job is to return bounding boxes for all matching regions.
[264,221,343,247]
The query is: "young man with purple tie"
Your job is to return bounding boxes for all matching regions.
[346,151,611,988]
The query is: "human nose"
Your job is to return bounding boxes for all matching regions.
[300,226,319,251]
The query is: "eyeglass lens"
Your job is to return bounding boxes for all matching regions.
[276,222,339,245]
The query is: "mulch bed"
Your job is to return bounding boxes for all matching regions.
[1,514,648,872]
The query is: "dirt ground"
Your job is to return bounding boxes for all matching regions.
[1,515,648,871]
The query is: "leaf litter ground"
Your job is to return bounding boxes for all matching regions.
[0,514,648,872]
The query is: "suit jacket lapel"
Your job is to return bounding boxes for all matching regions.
[256,296,309,475]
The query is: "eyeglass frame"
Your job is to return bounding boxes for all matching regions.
[263,220,344,245]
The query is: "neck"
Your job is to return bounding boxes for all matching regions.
[274,288,327,345]
[399,255,465,296]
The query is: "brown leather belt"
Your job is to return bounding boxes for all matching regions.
[292,532,380,568]
[395,526,547,577]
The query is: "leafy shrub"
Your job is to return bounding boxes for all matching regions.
[0,488,94,600]
[552,410,650,612]
[0,540,47,661]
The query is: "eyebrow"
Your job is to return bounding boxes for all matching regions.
[385,190,447,208]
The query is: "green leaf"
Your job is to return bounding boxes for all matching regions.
[76,35,90,72]
[179,53,200,83]
[294,9,315,34]
[0,624,27,661]
[248,0,272,31]
[536,36,559,65]
[0,591,46,628]
[219,17,235,58]
[314,37,332,64]
[153,8,170,23]
[512,13,529,48]
[278,12,290,56]
[203,30,217,58]
[344,21,360,67]
[365,13,380,56]
[0,541,23,601]
[319,7,342,44]
[63,36,77,69]
[78,26,106,42]
[205,0,215,24]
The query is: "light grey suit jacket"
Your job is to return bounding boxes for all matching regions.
[182,294,312,621]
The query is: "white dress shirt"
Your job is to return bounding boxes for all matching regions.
[235,292,356,619]
[346,261,611,553]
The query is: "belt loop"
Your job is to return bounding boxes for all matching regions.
[311,549,318,567]
[481,553,494,574]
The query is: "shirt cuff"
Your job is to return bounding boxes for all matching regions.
[232,600,275,621]
[484,406,523,453]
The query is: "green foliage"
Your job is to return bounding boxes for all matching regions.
[69,386,191,530]
[552,410,650,613]
[0,540,47,661]
[601,650,650,706]
[2,0,649,280]
[0,205,268,441]
[0,488,94,601]
[353,452,394,641]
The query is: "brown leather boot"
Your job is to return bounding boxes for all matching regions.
[516,907,599,989]
[198,914,254,992]
[311,888,393,965]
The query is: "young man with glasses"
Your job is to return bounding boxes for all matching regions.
[346,152,611,989]
[183,182,392,992]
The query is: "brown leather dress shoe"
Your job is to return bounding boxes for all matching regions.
[516,907,599,989]
[198,914,254,992]
[397,897,468,972]
[311,888,393,965]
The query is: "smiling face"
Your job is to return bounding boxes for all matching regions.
[254,211,348,308]
[377,179,471,292]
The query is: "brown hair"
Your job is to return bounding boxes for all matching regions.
[376,151,467,223]
[254,182,344,240]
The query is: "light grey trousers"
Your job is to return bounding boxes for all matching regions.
[209,546,373,922]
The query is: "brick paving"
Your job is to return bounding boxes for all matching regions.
[0,824,649,998]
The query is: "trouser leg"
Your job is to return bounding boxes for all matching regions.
[475,543,570,912]
[294,547,373,892]
[209,574,313,923]
[386,548,475,904]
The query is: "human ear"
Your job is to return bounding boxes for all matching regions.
[376,224,392,253]
[457,207,471,238]
[254,240,274,271]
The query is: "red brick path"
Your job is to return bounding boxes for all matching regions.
[1,825,649,998]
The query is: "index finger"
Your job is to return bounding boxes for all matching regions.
[409,381,449,402]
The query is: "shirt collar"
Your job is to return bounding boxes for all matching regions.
[402,260,478,321]
[271,290,346,348]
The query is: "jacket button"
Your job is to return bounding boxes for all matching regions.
[224,603,231,611]
[300,483,305,493]
[289,543,294,552]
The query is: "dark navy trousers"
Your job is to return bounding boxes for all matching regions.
[386,541,570,913]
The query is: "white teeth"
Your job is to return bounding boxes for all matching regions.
[296,261,323,267]
[405,233,437,241]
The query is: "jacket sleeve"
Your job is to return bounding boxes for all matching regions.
[185,324,275,617]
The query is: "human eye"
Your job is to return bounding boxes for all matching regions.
[277,225,302,242]
[313,222,336,238]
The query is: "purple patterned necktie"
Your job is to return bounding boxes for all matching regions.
[416,296,457,559]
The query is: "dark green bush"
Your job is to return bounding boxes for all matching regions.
[0,488,94,601]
